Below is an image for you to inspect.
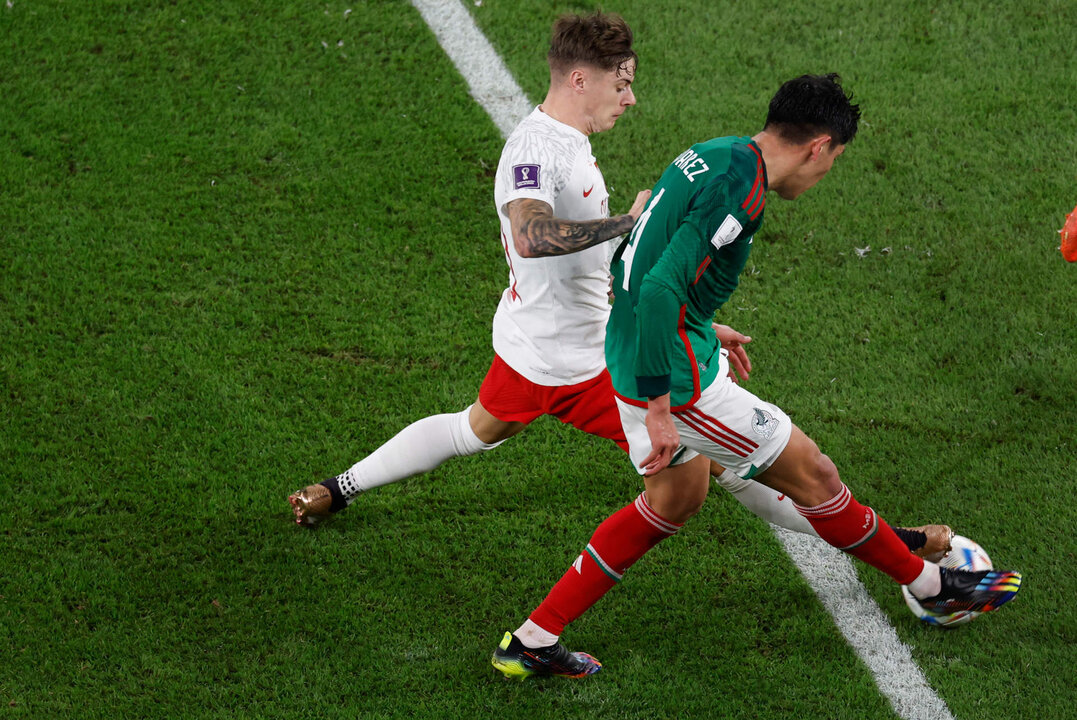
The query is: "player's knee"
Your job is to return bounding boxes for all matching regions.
[804,451,842,499]
[659,497,704,525]
[455,407,506,454]
[468,403,524,446]
[649,481,708,524]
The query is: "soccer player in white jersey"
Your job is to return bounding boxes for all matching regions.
[288,13,652,517]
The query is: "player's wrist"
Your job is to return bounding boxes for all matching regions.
[645,391,672,414]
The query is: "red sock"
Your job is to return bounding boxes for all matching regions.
[795,483,925,585]
[528,493,681,636]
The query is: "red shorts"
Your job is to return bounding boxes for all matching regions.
[478,354,628,452]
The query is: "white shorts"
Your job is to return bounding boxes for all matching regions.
[615,374,793,479]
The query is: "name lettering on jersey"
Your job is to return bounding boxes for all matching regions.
[710,214,743,250]
[671,148,710,183]
[512,164,540,190]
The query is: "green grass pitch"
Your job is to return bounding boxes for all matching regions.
[2,1,1075,718]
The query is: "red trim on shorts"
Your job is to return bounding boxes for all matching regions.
[675,406,758,457]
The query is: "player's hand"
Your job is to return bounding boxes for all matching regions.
[627,189,652,223]
[713,323,752,383]
[640,393,679,475]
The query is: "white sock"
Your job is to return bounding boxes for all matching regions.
[907,561,942,599]
[337,405,503,502]
[514,618,558,649]
[713,469,818,536]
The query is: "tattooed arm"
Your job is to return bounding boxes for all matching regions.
[504,189,651,258]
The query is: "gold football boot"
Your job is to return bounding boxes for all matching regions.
[288,484,333,526]
[907,524,954,563]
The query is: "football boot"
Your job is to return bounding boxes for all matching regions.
[491,631,601,680]
[915,567,1021,614]
[288,484,333,526]
[895,524,954,563]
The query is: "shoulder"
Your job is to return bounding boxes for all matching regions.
[695,140,763,209]
[503,113,585,166]
[724,140,764,194]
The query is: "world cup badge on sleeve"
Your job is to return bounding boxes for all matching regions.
[513,164,541,190]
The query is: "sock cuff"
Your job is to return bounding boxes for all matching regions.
[713,467,752,493]
[794,483,851,518]
[321,475,349,511]
[634,492,682,535]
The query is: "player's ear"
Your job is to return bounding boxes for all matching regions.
[568,67,587,94]
[808,135,832,161]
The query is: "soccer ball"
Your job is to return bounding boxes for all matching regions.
[901,534,993,627]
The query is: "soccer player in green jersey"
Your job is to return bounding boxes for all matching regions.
[493,74,1021,677]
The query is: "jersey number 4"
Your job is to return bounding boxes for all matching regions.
[619,188,664,292]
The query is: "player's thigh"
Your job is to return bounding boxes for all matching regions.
[754,424,841,507]
[673,377,792,480]
[550,369,629,450]
[614,397,701,475]
[477,355,545,431]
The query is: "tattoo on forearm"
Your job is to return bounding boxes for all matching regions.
[507,199,635,257]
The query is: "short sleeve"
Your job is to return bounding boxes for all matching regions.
[497,129,575,210]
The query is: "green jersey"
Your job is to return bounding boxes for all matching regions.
[607,136,767,407]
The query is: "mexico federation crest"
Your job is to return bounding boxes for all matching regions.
[751,407,779,440]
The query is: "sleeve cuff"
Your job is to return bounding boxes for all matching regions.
[636,374,671,399]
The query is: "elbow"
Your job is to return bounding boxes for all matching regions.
[513,234,539,258]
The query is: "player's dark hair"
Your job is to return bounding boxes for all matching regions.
[547,12,636,76]
[764,73,861,145]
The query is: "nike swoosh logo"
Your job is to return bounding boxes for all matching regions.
[583,185,594,197]
[777,494,786,501]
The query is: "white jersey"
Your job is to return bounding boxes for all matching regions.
[491,107,613,386]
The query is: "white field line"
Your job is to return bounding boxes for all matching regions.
[410,2,954,718]
[409,0,532,138]
[774,529,954,720]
